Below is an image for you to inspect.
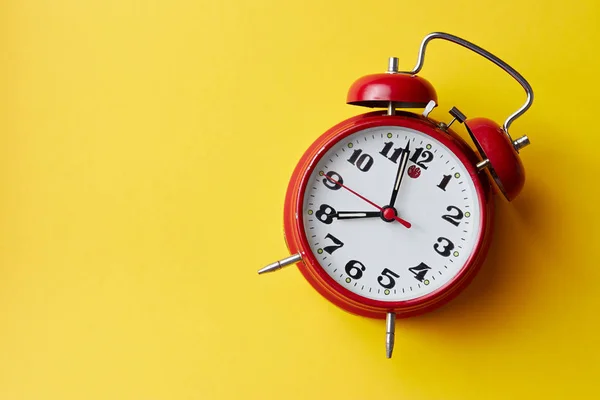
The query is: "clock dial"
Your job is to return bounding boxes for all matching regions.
[301,126,482,302]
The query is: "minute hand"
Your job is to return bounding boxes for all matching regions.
[389,141,411,207]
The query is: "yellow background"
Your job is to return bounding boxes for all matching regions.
[1,0,598,399]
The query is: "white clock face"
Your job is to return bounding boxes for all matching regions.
[301,125,483,302]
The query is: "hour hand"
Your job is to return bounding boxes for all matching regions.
[336,211,380,220]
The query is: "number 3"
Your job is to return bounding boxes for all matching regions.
[434,237,454,257]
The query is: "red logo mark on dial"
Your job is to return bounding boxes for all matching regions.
[408,165,421,179]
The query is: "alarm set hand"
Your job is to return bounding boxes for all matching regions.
[323,175,411,228]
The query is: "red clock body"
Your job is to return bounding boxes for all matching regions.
[282,111,494,319]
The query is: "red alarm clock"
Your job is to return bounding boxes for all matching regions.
[259,32,533,358]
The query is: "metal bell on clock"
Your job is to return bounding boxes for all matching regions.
[466,117,530,201]
[346,57,437,113]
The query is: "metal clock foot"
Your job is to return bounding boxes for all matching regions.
[258,253,302,275]
[386,312,396,358]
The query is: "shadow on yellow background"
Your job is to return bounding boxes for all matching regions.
[1,0,598,399]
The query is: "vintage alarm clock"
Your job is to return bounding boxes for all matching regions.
[258,32,534,358]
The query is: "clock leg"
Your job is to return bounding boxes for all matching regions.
[258,253,302,275]
[386,312,396,359]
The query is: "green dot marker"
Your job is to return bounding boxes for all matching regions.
[426,144,432,150]
[317,248,323,254]
[465,212,471,218]
[453,251,459,257]
[318,171,324,176]
[454,172,461,178]
[387,133,393,138]
[424,279,430,285]
[308,210,313,215]
[384,289,390,295]
[348,142,353,148]
[345,277,351,283]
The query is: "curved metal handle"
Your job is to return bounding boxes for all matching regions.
[401,32,533,140]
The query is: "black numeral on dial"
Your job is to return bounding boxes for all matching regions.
[379,141,404,163]
[434,237,455,257]
[377,268,400,289]
[315,204,336,224]
[323,233,344,254]
[408,262,431,282]
[345,260,366,279]
[322,171,343,190]
[442,205,464,226]
[410,147,433,169]
[437,174,452,191]
[347,149,374,172]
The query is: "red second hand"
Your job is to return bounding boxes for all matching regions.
[323,175,411,229]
